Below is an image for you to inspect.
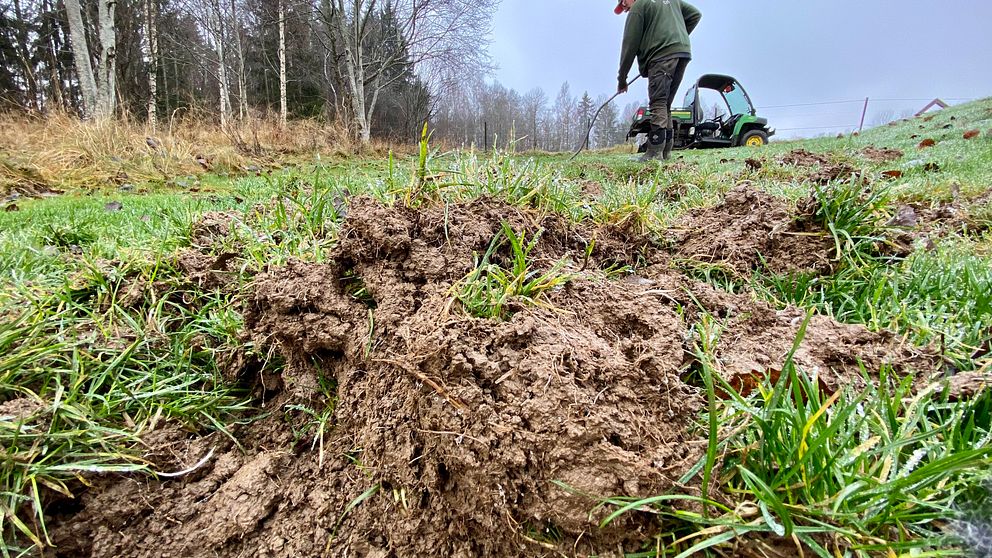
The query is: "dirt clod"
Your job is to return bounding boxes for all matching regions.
[669,184,833,277]
[862,147,904,163]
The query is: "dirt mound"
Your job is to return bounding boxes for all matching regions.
[861,147,904,163]
[668,184,834,276]
[778,149,858,185]
[778,149,831,167]
[51,198,704,556]
[1,155,60,199]
[634,269,939,395]
[46,197,941,557]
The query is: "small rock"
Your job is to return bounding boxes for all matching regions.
[105,201,123,212]
[119,183,135,192]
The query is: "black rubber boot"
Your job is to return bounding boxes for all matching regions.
[662,129,675,160]
[639,125,665,162]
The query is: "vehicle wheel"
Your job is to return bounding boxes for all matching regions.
[740,130,769,147]
[637,142,648,153]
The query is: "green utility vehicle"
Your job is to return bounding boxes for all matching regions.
[628,74,774,152]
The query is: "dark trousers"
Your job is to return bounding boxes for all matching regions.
[647,56,690,131]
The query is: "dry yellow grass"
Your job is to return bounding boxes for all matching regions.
[0,111,404,194]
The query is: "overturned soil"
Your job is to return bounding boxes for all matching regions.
[777,148,859,185]
[668,184,835,277]
[47,195,941,557]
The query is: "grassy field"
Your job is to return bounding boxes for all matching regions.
[1,100,991,556]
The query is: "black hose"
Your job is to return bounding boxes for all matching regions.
[568,75,641,161]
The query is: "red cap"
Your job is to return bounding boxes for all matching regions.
[614,2,624,14]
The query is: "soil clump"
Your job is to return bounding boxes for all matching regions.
[778,148,859,185]
[668,184,834,277]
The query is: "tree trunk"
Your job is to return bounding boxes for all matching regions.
[64,0,98,118]
[209,0,230,128]
[144,0,158,130]
[278,0,287,127]
[12,0,41,111]
[229,0,246,119]
[96,0,117,118]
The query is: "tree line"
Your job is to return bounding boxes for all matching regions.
[0,0,639,150]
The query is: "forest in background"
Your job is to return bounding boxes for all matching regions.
[0,0,639,151]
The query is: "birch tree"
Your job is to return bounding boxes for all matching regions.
[64,0,99,117]
[278,0,286,126]
[64,0,117,118]
[144,0,159,130]
[316,0,496,144]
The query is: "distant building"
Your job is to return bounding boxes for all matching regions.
[915,99,949,117]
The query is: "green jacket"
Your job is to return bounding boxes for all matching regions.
[618,0,701,86]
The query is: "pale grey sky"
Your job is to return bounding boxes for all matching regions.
[489,0,992,138]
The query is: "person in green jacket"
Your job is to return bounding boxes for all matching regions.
[615,0,701,161]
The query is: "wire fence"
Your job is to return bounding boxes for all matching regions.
[755,97,979,134]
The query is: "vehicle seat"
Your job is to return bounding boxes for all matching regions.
[697,121,721,132]
[722,114,742,135]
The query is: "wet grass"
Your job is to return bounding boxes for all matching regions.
[600,314,992,558]
[1,97,990,554]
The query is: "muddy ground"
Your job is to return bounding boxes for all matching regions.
[47,189,943,557]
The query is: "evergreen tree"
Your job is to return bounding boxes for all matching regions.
[576,92,595,149]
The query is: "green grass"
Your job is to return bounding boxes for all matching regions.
[0,97,990,555]
[597,315,992,557]
[452,222,573,319]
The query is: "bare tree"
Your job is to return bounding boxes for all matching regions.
[96,0,117,117]
[144,0,159,130]
[521,87,546,151]
[278,0,286,126]
[64,0,99,117]
[63,0,118,118]
[316,0,496,144]
[205,0,231,126]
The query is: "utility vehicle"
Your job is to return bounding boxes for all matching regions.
[628,74,774,152]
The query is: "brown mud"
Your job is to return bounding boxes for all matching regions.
[47,194,941,557]
[668,184,834,277]
[777,148,859,185]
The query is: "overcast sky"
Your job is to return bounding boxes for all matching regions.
[489,0,992,138]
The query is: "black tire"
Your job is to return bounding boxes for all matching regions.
[739,129,769,147]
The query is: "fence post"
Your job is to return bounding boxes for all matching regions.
[858,97,869,133]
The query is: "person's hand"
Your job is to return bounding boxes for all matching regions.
[617,79,628,94]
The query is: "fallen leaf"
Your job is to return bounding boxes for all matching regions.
[923,162,941,172]
[886,205,918,228]
[882,170,903,179]
[964,130,981,140]
[923,115,936,122]
[918,138,936,149]
[910,134,919,139]
[4,204,19,212]
[745,158,763,171]
[724,367,782,398]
